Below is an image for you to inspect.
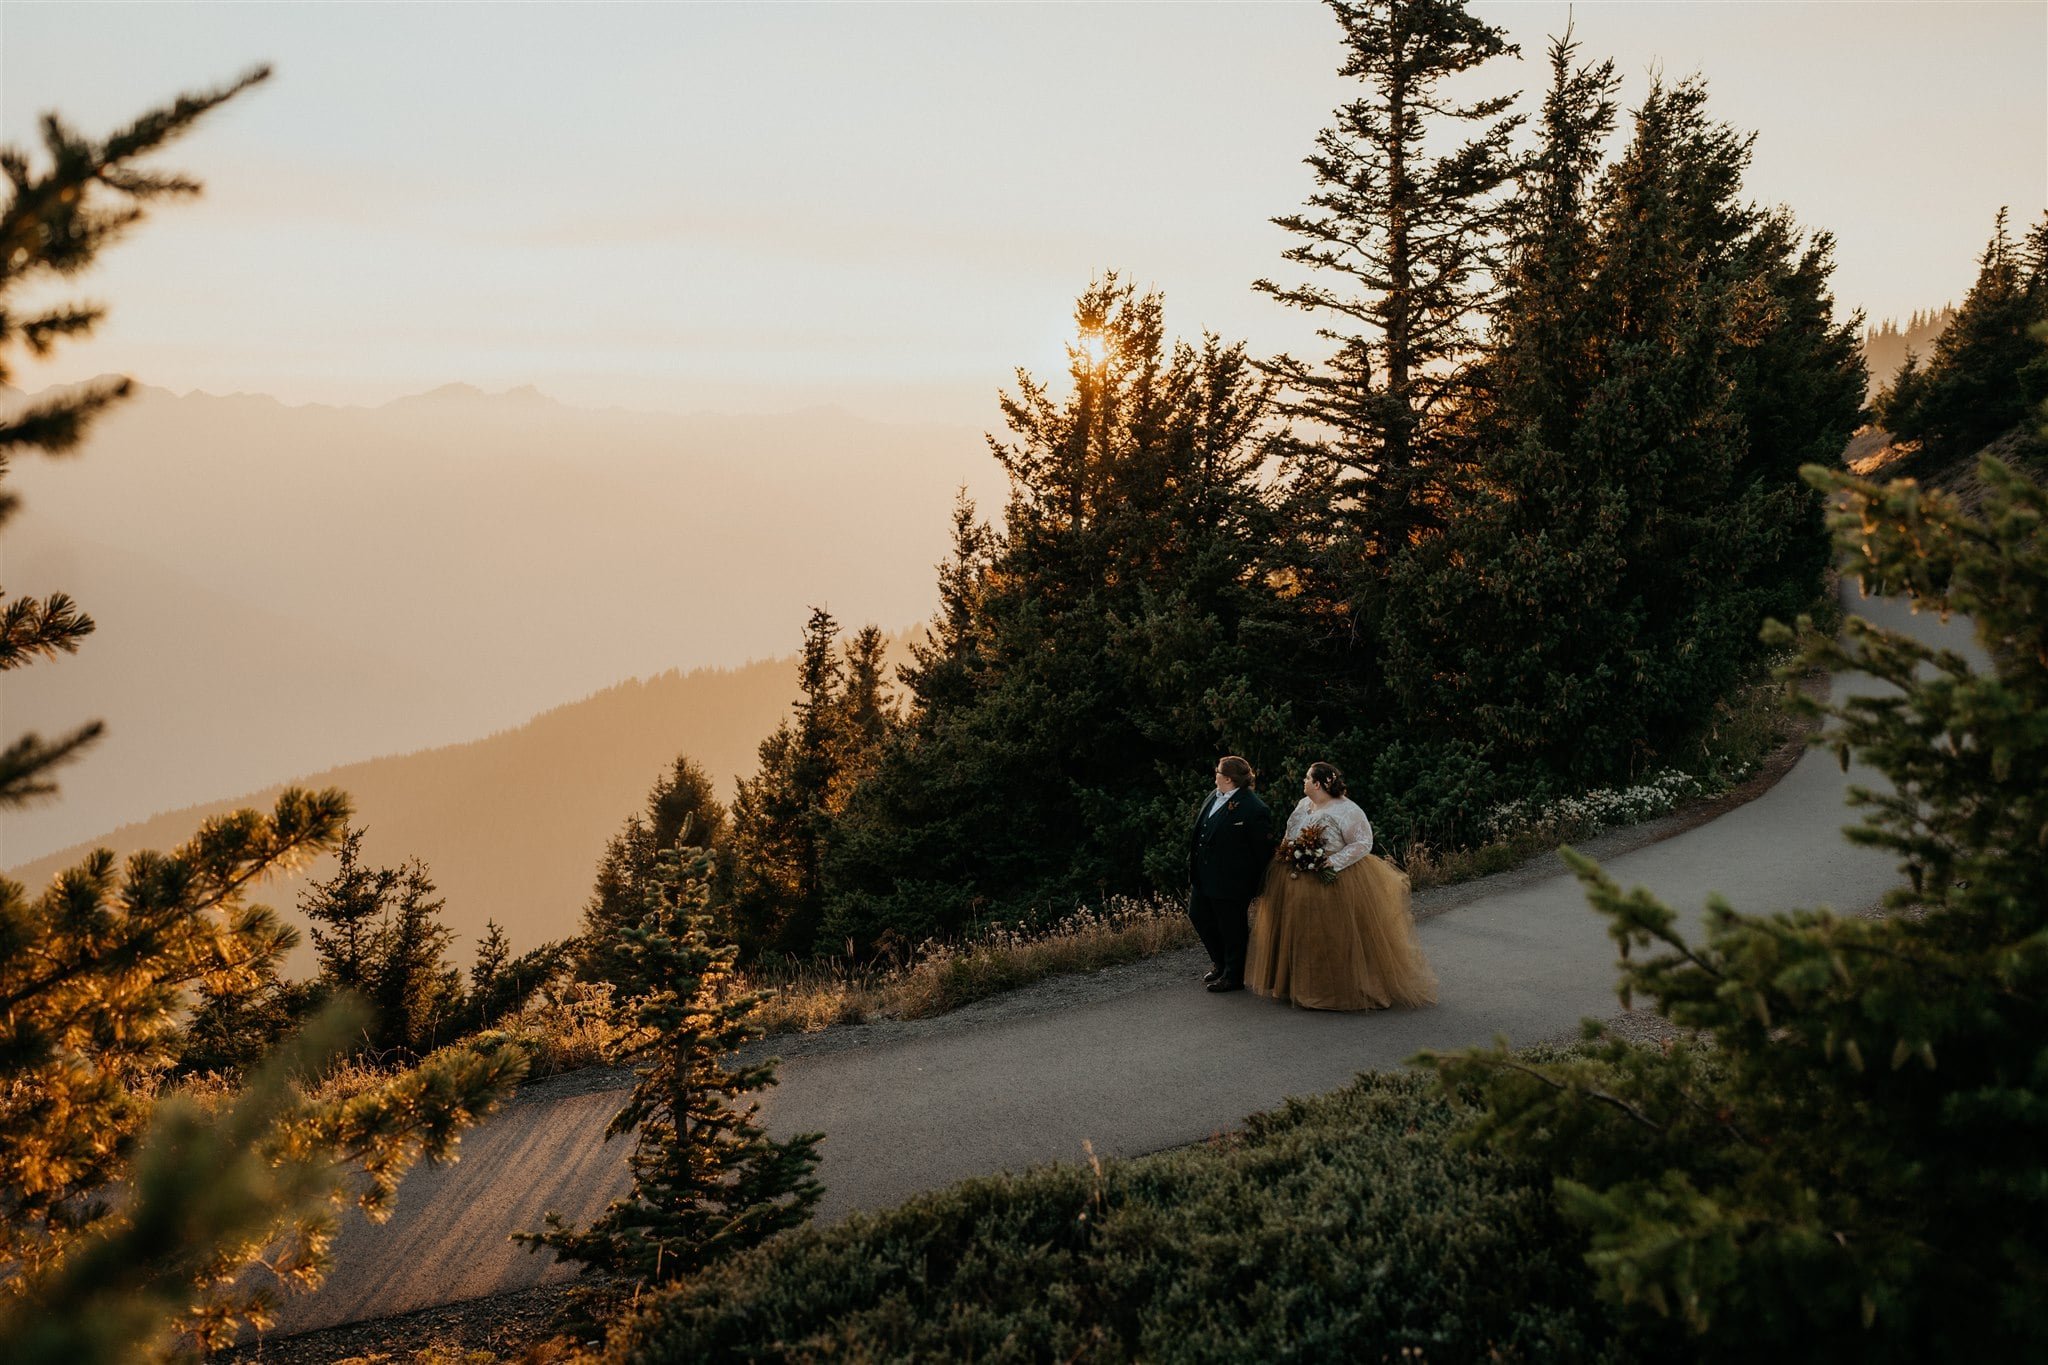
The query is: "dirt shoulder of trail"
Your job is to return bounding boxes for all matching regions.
[216,1278,590,1363]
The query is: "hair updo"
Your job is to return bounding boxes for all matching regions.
[1306,761,1347,799]
[1217,755,1256,789]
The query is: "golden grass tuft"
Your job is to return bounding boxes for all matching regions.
[743,895,1195,1036]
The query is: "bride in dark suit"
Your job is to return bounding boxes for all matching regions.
[1245,760,1437,1011]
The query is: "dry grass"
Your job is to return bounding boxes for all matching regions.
[161,1067,239,1115]
[187,984,635,1111]
[472,981,626,1080]
[1401,829,1561,892]
[744,895,1196,1036]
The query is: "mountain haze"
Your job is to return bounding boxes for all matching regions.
[2,383,993,860]
[5,648,871,971]
[1862,307,1956,400]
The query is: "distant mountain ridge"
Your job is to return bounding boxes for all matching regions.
[2,379,995,859]
[4,647,845,970]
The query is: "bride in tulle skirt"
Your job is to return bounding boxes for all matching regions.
[1245,761,1438,1011]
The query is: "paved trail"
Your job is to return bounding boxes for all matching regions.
[275,591,1973,1336]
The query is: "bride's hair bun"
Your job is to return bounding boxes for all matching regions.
[1307,761,1346,798]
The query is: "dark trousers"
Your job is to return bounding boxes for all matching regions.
[1188,890,1253,982]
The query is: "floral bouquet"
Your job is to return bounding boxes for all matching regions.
[1279,823,1339,884]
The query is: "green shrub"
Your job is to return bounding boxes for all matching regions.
[1423,453,2048,1359]
[605,1069,1637,1363]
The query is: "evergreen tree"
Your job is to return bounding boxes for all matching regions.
[1480,24,1620,442]
[0,72,523,1364]
[1876,207,2048,460]
[1426,443,2048,1359]
[898,489,995,730]
[468,920,512,1023]
[300,825,396,995]
[1255,0,1522,562]
[728,607,848,957]
[298,833,464,1055]
[1369,27,1627,832]
[364,859,463,1056]
[521,845,822,1286]
[822,279,1301,950]
[179,949,312,1078]
[0,757,523,1354]
[0,66,285,809]
[465,921,568,1035]
[833,623,895,798]
[574,754,728,990]
[1384,72,1859,792]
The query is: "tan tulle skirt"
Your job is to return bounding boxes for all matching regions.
[1245,855,1438,1011]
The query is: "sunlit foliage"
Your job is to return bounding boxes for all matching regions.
[0,74,523,1363]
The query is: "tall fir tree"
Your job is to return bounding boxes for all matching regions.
[574,754,728,990]
[727,607,896,957]
[898,489,995,731]
[521,846,822,1288]
[297,833,465,1055]
[1370,27,1629,833]
[300,825,396,996]
[832,623,895,806]
[1255,0,1522,567]
[1384,71,1859,795]
[363,859,463,1056]
[727,609,840,956]
[467,920,513,1028]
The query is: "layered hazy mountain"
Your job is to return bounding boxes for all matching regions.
[4,382,993,864]
[6,652,830,969]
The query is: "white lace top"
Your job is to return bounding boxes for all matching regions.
[1285,796,1375,872]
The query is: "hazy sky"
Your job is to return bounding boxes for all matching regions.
[3,1,2043,425]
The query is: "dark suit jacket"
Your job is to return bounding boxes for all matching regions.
[1188,786,1274,902]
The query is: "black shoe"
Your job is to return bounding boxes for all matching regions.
[1206,978,1245,993]
[1203,966,1223,984]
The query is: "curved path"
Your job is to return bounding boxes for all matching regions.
[272,589,1975,1336]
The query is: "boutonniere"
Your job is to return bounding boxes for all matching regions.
[1226,798,1240,813]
